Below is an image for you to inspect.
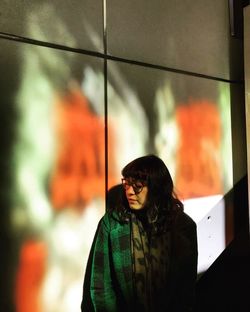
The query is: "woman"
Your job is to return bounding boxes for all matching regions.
[81,155,198,311]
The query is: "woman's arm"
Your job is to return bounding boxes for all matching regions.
[81,221,100,312]
[171,212,198,312]
[81,216,118,312]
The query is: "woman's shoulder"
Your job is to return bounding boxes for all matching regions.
[100,210,124,230]
[174,210,197,231]
[172,211,198,258]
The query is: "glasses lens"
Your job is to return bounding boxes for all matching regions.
[132,182,143,193]
[121,179,144,194]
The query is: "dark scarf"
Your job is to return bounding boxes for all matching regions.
[131,210,171,311]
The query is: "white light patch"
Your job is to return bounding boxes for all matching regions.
[184,195,225,273]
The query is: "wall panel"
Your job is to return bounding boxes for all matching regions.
[0,0,103,52]
[107,0,230,79]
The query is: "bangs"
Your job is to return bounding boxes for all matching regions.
[122,166,148,182]
[121,154,164,183]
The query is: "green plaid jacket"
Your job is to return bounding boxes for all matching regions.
[81,211,198,312]
[82,212,134,311]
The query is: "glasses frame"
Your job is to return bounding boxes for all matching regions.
[121,178,147,194]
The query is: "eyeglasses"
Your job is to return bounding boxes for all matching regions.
[121,178,146,194]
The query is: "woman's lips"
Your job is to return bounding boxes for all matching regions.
[127,198,137,203]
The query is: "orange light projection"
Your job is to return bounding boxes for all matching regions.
[50,86,105,209]
[175,100,223,199]
[15,86,108,312]
[15,241,47,312]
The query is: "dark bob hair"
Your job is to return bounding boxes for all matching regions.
[108,154,183,232]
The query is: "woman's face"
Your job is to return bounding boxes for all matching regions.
[122,178,148,210]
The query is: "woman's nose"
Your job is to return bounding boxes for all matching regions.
[126,185,135,194]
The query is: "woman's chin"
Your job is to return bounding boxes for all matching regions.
[129,203,144,210]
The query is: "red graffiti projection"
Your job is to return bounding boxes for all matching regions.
[15,87,110,312]
[50,87,106,209]
[175,100,223,199]
[15,241,47,312]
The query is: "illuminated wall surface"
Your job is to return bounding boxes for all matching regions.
[0,1,237,311]
[107,60,232,273]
